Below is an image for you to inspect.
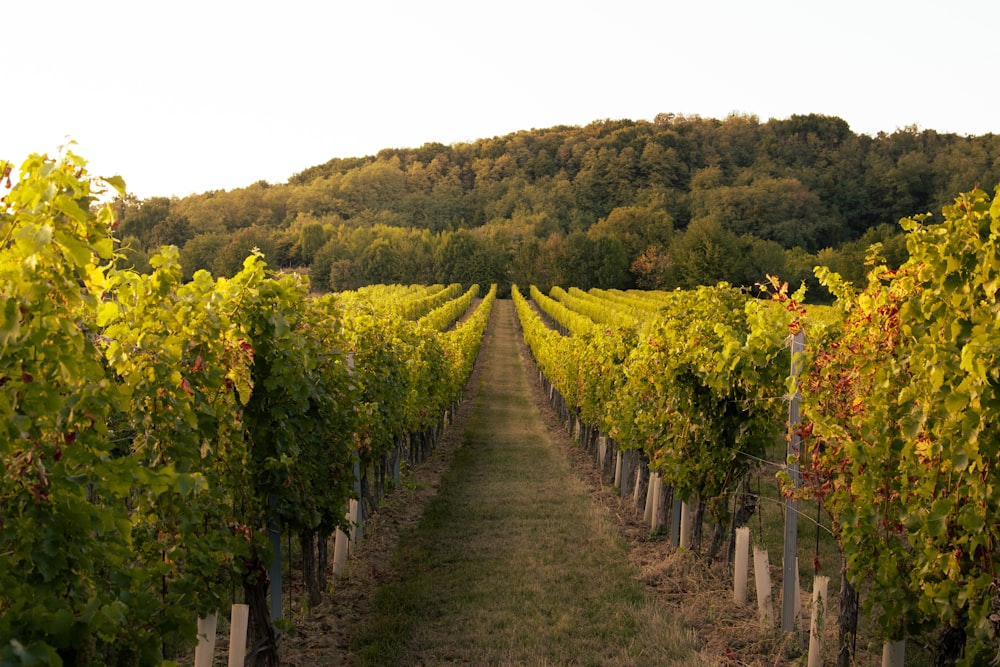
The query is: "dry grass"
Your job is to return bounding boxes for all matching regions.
[545,382,933,665]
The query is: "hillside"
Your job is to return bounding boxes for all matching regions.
[113,113,1000,298]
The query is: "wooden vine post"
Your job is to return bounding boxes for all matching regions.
[782,329,805,632]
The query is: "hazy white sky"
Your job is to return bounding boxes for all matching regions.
[4,0,996,199]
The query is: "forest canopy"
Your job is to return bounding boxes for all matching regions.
[112,113,1000,299]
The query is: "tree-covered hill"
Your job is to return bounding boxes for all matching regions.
[113,113,1000,298]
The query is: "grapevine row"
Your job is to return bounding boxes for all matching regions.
[526,284,595,335]
[417,284,481,332]
[548,286,640,329]
[517,186,1000,663]
[357,282,464,321]
[0,151,494,666]
[789,187,1000,662]
[515,283,791,564]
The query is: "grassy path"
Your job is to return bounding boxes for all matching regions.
[350,299,707,666]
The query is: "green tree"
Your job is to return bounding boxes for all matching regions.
[555,232,631,289]
[148,212,193,249]
[731,235,787,287]
[180,232,229,279]
[329,258,364,291]
[589,236,631,289]
[434,230,479,284]
[213,226,283,277]
[433,229,509,290]
[299,220,330,264]
[666,218,740,288]
[393,228,437,284]
[340,157,408,213]
[309,237,345,292]
[511,236,547,290]
[359,237,403,284]
[688,175,843,250]
[118,196,171,248]
[588,201,674,261]
[638,141,686,188]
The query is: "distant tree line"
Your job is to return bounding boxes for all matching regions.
[113,113,1000,299]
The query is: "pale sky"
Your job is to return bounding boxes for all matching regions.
[4,0,996,199]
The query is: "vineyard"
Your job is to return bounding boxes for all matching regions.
[0,153,495,666]
[3,149,1000,667]
[513,184,1000,666]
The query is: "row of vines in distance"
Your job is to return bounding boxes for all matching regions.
[0,151,495,667]
[514,185,1000,665]
[514,280,793,563]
